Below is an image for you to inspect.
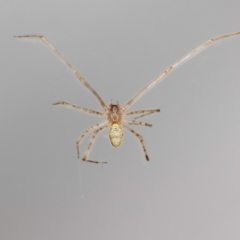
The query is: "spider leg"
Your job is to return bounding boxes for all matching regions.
[14,34,108,111]
[124,109,160,119]
[76,122,106,158]
[123,124,150,161]
[125,120,152,127]
[122,31,240,111]
[82,125,108,164]
[134,112,157,120]
[53,101,105,116]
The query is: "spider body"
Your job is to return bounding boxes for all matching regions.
[15,31,240,164]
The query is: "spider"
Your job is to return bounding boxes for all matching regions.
[15,31,240,164]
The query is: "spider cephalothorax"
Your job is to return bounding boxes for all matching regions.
[15,31,240,163]
[107,101,122,123]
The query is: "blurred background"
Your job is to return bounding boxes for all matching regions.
[1,1,240,239]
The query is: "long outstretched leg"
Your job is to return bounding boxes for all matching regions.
[124,109,160,119]
[133,111,159,120]
[76,122,106,158]
[125,120,152,127]
[122,31,240,111]
[14,35,108,111]
[53,101,105,116]
[123,124,149,161]
[82,125,108,164]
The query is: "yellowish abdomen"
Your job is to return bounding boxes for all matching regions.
[109,123,123,147]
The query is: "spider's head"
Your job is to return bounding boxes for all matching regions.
[107,101,122,123]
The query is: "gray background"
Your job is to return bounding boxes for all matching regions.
[1,1,240,239]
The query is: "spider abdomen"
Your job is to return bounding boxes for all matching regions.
[109,123,123,147]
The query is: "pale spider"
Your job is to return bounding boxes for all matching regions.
[15,31,240,164]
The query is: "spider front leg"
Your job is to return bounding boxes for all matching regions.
[122,31,240,111]
[82,125,108,164]
[14,34,108,111]
[76,122,106,158]
[123,124,150,161]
